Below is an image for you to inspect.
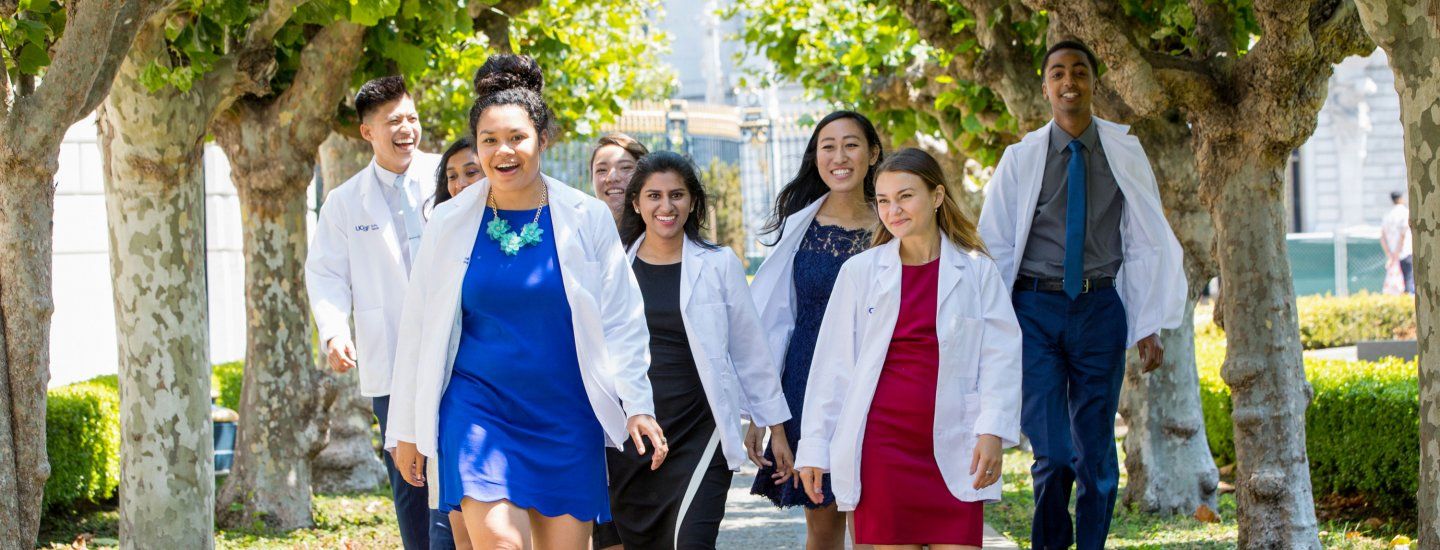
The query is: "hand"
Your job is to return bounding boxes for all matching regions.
[744,422,769,468]
[798,466,826,505]
[768,426,795,487]
[969,434,1002,489]
[626,414,669,470]
[392,441,426,488]
[1137,333,1165,372]
[325,337,358,374]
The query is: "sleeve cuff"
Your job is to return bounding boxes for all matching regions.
[974,412,1020,449]
[625,405,656,419]
[794,439,830,471]
[745,396,792,429]
[383,432,414,452]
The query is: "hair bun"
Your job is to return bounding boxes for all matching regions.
[473,54,544,97]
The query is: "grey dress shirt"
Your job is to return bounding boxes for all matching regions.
[1018,120,1125,279]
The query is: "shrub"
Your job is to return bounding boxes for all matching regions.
[45,363,244,511]
[212,361,244,410]
[44,377,121,510]
[1196,333,1418,510]
[1297,292,1414,349]
[1205,292,1415,349]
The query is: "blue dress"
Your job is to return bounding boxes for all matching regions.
[751,219,871,508]
[437,206,610,522]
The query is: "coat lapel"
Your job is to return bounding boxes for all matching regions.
[936,235,969,315]
[359,161,407,280]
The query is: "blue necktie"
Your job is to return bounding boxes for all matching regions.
[1063,139,1086,299]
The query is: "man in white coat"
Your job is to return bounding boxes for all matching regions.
[305,76,443,550]
[978,40,1186,549]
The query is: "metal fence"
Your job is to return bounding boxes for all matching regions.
[543,100,818,268]
[1288,229,1389,296]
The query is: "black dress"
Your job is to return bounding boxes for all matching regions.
[593,257,732,549]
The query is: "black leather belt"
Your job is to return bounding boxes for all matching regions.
[1015,275,1116,293]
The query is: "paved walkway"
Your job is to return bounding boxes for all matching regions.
[718,465,1018,549]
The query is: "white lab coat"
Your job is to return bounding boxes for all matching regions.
[978,118,1186,346]
[748,195,829,373]
[305,153,441,397]
[383,174,655,457]
[792,236,1023,510]
[625,236,791,470]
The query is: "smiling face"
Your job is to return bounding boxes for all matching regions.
[815,117,879,194]
[445,148,483,198]
[592,144,639,218]
[1042,48,1094,118]
[359,95,421,173]
[633,170,692,243]
[874,171,943,242]
[474,104,545,195]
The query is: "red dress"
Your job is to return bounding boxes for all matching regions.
[854,259,983,545]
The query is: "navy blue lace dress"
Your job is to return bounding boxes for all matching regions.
[751,219,871,508]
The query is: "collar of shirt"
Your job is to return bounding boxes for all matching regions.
[1049,118,1101,154]
[373,161,409,188]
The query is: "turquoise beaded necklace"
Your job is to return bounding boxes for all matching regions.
[485,183,548,256]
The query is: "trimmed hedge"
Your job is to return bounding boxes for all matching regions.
[1208,292,1415,349]
[44,363,245,511]
[44,376,121,510]
[1297,292,1415,349]
[1196,332,1419,510]
[212,361,244,410]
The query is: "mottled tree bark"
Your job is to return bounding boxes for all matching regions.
[1028,0,1374,545]
[0,2,162,548]
[210,21,366,529]
[1118,114,1219,516]
[1351,3,1439,547]
[310,132,389,494]
[96,2,302,546]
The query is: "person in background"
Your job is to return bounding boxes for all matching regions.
[748,110,883,549]
[429,137,482,213]
[305,75,444,550]
[1382,190,1414,295]
[796,148,1022,549]
[591,132,651,222]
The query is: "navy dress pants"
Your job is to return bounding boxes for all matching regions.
[1013,287,1128,550]
[372,395,444,550]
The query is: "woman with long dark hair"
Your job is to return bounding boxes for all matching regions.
[590,150,790,548]
[747,110,883,548]
[425,137,482,217]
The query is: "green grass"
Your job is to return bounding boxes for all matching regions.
[987,447,1405,549]
[38,489,402,549]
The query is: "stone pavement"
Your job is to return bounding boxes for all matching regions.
[718,465,1019,549]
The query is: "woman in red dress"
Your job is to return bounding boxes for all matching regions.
[794,148,1024,549]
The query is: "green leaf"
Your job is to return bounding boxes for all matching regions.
[14,42,50,74]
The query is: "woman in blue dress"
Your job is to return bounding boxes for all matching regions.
[747,111,884,549]
[385,54,667,549]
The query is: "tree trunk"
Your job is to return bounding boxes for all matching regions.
[310,131,389,494]
[1198,133,1319,548]
[1117,114,1220,516]
[211,147,321,529]
[0,2,163,546]
[0,147,56,550]
[211,21,366,527]
[97,98,216,550]
[1350,3,1438,545]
